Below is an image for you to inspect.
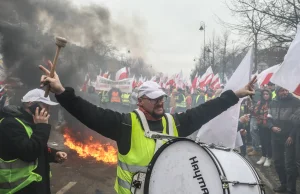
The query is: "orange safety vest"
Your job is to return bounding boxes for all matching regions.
[111,91,121,103]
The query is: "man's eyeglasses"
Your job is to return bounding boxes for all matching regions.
[141,96,167,104]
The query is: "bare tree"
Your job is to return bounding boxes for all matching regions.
[219,0,268,72]
[228,0,299,45]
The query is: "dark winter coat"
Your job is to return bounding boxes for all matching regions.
[0,105,58,194]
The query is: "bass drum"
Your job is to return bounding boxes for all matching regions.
[144,138,265,194]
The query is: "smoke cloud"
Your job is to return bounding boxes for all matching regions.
[0,0,146,88]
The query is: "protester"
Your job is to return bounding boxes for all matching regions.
[107,87,122,112]
[268,86,300,194]
[0,89,67,194]
[192,89,206,108]
[185,89,192,109]
[267,82,276,99]
[175,88,186,113]
[247,86,261,156]
[254,89,272,166]
[39,61,256,194]
[169,88,177,114]
[238,114,250,156]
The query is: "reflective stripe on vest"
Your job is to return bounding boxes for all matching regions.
[121,94,130,104]
[117,177,131,190]
[118,160,147,173]
[272,91,276,99]
[0,118,42,194]
[176,94,186,108]
[114,112,179,194]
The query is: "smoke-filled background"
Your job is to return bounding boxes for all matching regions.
[0,0,149,90]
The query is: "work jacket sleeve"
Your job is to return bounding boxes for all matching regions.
[47,147,59,163]
[174,90,239,137]
[1,118,51,162]
[55,87,123,141]
[289,106,300,138]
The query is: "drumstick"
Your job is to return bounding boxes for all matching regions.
[44,37,67,97]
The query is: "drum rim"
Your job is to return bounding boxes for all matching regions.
[234,152,266,193]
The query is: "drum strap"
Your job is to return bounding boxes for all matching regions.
[134,109,174,153]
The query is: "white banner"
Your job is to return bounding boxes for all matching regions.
[93,76,133,93]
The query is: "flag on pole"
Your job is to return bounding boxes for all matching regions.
[199,66,213,88]
[115,67,128,81]
[195,47,253,148]
[271,24,300,94]
[257,65,280,87]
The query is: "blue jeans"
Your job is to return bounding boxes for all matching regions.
[250,117,260,151]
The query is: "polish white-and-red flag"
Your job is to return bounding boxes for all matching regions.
[257,64,280,87]
[199,66,213,88]
[192,73,198,89]
[210,73,220,90]
[270,24,300,96]
[102,71,109,78]
[115,67,129,81]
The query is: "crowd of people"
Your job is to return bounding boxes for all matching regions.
[237,82,300,194]
[79,84,225,114]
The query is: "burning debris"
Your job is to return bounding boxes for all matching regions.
[63,127,118,165]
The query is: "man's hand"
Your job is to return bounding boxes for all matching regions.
[33,108,50,124]
[55,151,67,163]
[286,137,293,146]
[240,129,247,136]
[239,114,250,123]
[235,76,257,98]
[39,60,65,95]
[272,126,281,133]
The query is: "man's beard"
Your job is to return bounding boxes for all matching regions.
[151,109,165,119]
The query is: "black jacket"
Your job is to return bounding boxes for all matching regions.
[56,87,239,155]
[0,105,57,194]
[267,94,300,139]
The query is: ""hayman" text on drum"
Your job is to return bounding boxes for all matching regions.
[190,156,209,194]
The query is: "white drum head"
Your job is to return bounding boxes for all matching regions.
[145,138,223,194]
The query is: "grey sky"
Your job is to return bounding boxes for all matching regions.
[74,0,238,77]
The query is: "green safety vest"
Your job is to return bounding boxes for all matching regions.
[121,93,130,104]
[102,93,109,103]
[272,91,276,99]
[175,94,186,108]
[0,118,42,194]
[114,112,179,194]
[196,95,200,104]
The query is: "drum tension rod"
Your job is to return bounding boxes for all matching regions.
[208,144,231,151]
[221,176,264,187]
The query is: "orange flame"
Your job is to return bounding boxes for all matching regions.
[63,128,118,164]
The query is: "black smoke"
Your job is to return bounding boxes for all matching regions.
[0,0,137,88]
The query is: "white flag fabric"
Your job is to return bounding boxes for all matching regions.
[115,67,128,81]
[257,65,280,87]
[271,24,300,92]
[195,47,253,148]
